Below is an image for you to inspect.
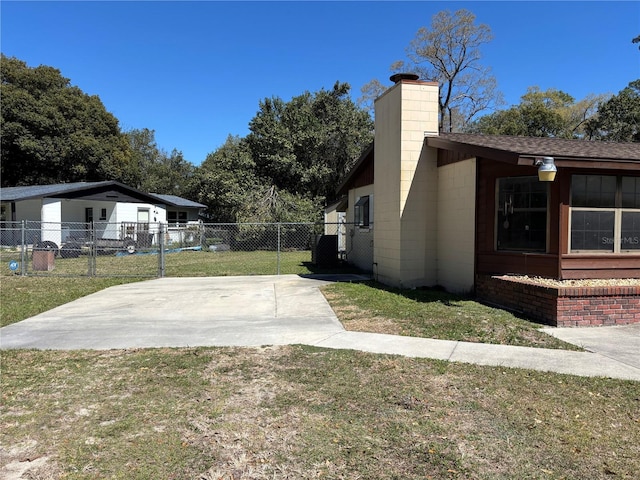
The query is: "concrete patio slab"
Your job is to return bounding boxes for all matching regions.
[1,274,639,381]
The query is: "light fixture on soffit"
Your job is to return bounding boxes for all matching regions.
[535,156,557,182]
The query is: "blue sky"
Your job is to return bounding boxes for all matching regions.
[2,1,639,165]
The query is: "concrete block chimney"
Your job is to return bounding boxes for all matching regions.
[373,75,440,288]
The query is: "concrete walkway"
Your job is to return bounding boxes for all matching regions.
[1,275,639,381]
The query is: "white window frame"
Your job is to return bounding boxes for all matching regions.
[569,207,640,254]
[569,174,640,254]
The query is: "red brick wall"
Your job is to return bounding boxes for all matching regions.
[475,275,640,327]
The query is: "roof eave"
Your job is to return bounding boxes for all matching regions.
[336,142,374,196]
[517,155,640,170]
[428,135,640,169]
[426,136,521,164]
[1,181,176,204]
[1,181,111,202]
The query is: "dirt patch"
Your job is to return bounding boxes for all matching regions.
[190,346,324,479]
[0,440,62,480]
[322,288,403,335]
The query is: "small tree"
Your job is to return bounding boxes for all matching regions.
[357,79,387,117]
[391,9,503,132]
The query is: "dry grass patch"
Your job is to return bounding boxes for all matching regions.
[2,346,639,479]
[323,281,580,349]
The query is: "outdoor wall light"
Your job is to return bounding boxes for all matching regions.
[535,156,557,182]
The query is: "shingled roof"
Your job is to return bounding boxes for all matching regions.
[427,133,640,168]
[1,181,205,208]
[151,193,206,209]
[0,182,117,202]
[336,134,640,196]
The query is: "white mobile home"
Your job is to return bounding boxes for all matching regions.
[0,181,205,251]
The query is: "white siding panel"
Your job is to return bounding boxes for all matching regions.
[41,199,62,246]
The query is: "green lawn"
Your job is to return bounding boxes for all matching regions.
[164,250,316,276]
[2,251,638,478]
[1,249,335,278]
[322,281,579,350]
[1,346,638,479]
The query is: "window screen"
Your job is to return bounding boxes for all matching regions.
[622,176,640,209]
[621,211,640,251]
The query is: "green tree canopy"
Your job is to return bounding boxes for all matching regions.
[0,55,134,187]
[246,81,373,201]
[585,79,640,142]
[190,83,373,223]
[187,135,258,223]
[469,86,606,138]
[189,135,324,224]
[125,128,194,196]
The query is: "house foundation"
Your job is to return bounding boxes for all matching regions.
[475,275,640,327]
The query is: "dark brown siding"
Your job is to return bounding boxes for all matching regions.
[351,159,374,189]
[477,252,559,278]
[475,158,561,278]
[558,169,640,279]
[475,161,640,280]
[560,256,640,279]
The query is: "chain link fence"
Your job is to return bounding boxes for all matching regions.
[0,221,369,277]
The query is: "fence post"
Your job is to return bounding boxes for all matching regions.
[159,223,165,278]
[88,222,96,276]
[277,223,281,275]
[20,220,26,276]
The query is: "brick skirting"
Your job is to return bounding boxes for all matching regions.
[475,275,640,327]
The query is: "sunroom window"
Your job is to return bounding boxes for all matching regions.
[496,177,548,252]
[570,175,640,253]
